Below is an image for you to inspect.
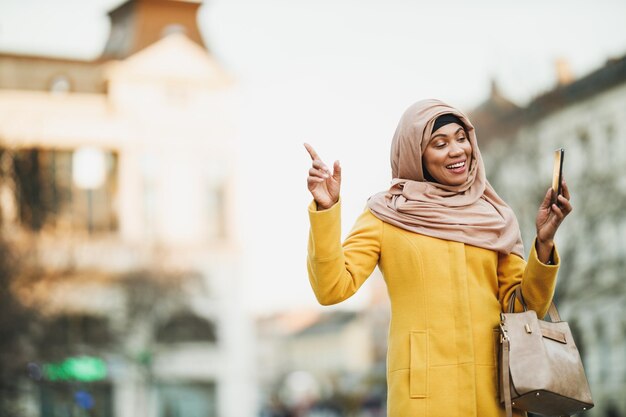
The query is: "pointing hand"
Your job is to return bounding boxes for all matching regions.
[304,143,341,210]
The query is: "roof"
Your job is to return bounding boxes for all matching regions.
[0,0,210,93]
[0,54,105,93]
[524,55,626,122]
[472,53,626,144]
[468,79,521,145]
[102,0,206,60]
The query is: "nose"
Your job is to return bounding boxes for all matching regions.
[449,142,464,157]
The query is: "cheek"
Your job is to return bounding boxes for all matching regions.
[423,150,441,171]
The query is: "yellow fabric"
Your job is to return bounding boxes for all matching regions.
[307,201,560,417]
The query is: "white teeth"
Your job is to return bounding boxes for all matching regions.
[447,161,465,169]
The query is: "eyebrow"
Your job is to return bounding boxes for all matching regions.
[431,127,464,140]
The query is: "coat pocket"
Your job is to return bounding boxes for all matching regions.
[409,330,428,398]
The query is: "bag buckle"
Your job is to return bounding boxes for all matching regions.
[499,322,509,342]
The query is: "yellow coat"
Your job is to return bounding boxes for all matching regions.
[307,201,559,417]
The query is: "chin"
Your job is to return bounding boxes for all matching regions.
[445,177,468,186]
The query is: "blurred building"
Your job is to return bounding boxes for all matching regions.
[472,54,626,417]
[256,275,389,416]
[0,1,256,416]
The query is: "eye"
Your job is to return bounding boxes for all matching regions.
[457,136,467,142]
[434,142,446,149]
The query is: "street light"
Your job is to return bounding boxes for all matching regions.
[72,147,107,233]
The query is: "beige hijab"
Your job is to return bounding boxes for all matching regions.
[367,99,524,258]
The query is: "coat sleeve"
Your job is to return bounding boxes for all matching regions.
[307,200,382,306]
[497,239,560,318]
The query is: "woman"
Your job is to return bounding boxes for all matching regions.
[304,99,572,417]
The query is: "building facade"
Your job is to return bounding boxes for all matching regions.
[256,275,390,417]
[0,1,256,416]
[473,55,626,417]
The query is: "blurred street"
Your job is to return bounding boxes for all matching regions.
[0,0,625,416]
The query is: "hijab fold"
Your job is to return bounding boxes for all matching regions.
[367,99,524,258]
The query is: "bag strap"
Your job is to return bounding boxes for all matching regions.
[507,286,561,322]
[547,302,561,322]
[500,332,513,417]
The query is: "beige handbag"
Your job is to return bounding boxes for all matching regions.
[499,288,594,417]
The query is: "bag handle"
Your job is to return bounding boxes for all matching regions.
[507,286,561,322]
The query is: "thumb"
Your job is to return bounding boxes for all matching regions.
[332,160,341,182]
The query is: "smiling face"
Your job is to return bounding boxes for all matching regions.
[422,122,472,186]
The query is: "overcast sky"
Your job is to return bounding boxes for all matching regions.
[1,0,626,315]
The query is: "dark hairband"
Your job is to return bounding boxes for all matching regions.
[432,114,464,134]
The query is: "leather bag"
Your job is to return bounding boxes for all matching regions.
[499,288,594,417]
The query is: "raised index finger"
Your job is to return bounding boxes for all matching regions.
[304,143,321,161]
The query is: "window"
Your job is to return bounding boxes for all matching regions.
[156,312,217,344]
[606,124,615,143]
[10,147,118,233]
[569,319,585,366]
[40,382,113,417]
[161,24,187,38]
[49,75,71,94]
[157,382,218,417]
[594,319,610,382]
[606,124,618,165]
[578,129,590,146]
[43,314,113,350]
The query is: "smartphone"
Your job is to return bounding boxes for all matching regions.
[551,148,565,205]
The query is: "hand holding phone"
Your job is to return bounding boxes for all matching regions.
[551,148,564,206]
